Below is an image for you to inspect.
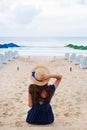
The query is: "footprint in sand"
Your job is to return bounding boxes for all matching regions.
[0,121,4,126]
[52,104,57,108]
[15,92,22,96]
[75,111,81,117]
[24,83,28,86]
[19,86,22,88]
[4,110,13,117]
[22,81,25,84]
[14,97,20,102]
[20,100,23,103]
[76,97,81,102]
[18,92,22,95]
[2,111,8,116]
[64,112,70,117]
[15,121,24,127]
[3,103,9,106]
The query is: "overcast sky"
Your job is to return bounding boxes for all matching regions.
[0,0,87,37]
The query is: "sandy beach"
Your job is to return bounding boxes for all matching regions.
[0,56,87,130]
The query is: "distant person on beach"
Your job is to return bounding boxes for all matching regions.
[70,67,72,72]
[17,66,19,71]
[26,66,62,125]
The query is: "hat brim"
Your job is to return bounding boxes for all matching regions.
[30,66,50,86]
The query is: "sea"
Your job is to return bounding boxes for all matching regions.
[0,37,87,56]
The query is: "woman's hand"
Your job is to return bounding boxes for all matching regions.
[40,74,50,80]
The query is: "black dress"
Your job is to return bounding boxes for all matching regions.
[26,84,55,125]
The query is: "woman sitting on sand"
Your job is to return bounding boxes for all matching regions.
[26,66,62,125]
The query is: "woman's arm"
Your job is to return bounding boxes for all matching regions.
[40,73,62,88]
[49,74,62,88]
[28,93,33,107]
[50,74,62,88]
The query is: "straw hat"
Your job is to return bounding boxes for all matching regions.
[31,66,50,86]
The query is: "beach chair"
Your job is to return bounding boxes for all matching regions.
[13,51,19,58]
[4,51,10,62]
[72,55,83,65]
[0,53,8,64]
[80,56,87,69]
[0,62,2,68]
[69,53,76,62]
[7,51,14,61]
[65,53,70,60]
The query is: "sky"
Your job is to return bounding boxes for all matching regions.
[0,0,87,37]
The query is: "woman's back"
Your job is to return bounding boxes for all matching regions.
[26,84,55,124]
[29,84,55,105]
[26,66,62,125]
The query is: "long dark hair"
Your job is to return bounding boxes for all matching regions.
[29,84,54,104]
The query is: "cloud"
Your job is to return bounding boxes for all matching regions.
[27,4,87,37]
[13,5,41,24]
[78,0,87,5]
[0,0,41,24]
[0,0,87,36]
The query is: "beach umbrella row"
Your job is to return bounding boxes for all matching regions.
[65,44,87,50]
[0,51,19,68]
[65,53,87,69]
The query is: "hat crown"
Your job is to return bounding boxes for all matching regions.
[31,66,50,86]
[35,68,46,80]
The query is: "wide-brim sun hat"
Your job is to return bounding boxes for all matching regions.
[30,66,50,86]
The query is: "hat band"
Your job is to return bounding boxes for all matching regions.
[32,72,43,82]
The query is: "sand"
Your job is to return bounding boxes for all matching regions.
[0,56,87,130]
